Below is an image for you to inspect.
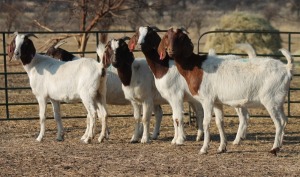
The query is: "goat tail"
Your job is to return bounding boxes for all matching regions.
[235,43,256,59]
[280,48,294,79]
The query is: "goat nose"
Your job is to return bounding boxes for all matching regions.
[14,51,19,55]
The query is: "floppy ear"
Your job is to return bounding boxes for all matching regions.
[7,36,16,61]
[128,34,137,52]
[181,34,194,57]
[157,34,167,60]
[102,41,113,68]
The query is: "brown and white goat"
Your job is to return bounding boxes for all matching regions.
[159,27,293,155]
[99,38,168,143]
[128,26,204,144]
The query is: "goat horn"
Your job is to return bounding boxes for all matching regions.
[179,27,189,34]
[54,41,67,49]
[122,36,130,41]
[25,33,38,38]
[149,26,160,31]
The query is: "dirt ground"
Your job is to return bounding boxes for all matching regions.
[0,104,300,176]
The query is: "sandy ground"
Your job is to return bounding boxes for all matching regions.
[1,104,300,176]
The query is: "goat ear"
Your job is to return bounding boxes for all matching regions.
[7,36,16,61]
[128,34,137,52]
[102,42,113,68]
[181,34,194,57]
[158,35,167,60]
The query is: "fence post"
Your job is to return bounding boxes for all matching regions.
[2,33,10,119]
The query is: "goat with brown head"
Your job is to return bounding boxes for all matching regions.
[158,27,194,60]
[45,41,75,62]
[128,26,170,79]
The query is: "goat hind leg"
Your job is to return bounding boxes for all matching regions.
[152,105,163,140]
[233,107,249,145]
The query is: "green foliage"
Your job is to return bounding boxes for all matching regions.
[204,11,282,54]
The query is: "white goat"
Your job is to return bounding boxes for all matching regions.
[99,38,168,143]
[159,28,293,155]
[8,33,109,144]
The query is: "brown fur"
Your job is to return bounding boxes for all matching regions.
[7,36,16,61]
[107,39,133,86]
[160,28,207,95]
[130,27,169,79]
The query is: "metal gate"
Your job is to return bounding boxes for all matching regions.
[0,30,299,120]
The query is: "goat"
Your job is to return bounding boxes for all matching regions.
[101,38,168,143]
[45,41,78,61]
[128,26,204,145]
[45,42,164,141]
[159,27,293,155]
[7,32,109,144]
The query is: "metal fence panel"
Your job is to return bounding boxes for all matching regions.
[0,30,299,121]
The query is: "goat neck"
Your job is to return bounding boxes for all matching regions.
[160,28,208,95]
[111,39,134,86]
[129,26,169,79]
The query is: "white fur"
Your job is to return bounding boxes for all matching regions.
[207,43,257,145]
[196,52,293,154]
[13,33,108,144]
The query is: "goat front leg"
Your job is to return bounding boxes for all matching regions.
[36,97,47,142]
[50,100,64,141]
[169,100,185,145]
[152,105,163,140]
[130,103,142,143]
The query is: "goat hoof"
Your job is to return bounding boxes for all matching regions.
[269,147,280,156]
[82,138,91,144]
[56,137,64,142]
[199,150,208,155]
[130,140,139,144]
[36,137,42,142]
[217,147,227,154]
[232,140,241,145]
